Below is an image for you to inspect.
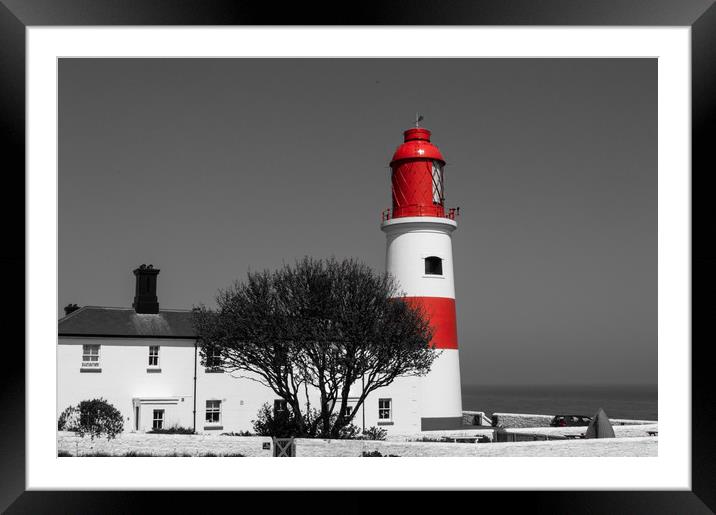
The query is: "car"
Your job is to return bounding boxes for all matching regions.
[550,415,592,427]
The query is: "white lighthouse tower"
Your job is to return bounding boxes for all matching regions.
[380,121,463,430]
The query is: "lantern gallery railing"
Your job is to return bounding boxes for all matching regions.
[381,207,460,222]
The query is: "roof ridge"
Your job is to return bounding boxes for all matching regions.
[57,305,89,322]
[57,306,197,338]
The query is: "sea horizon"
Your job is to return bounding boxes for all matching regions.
[461,383,658,421]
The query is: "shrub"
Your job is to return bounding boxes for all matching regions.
[221,430,254,436]
[148,424,195,434]
[58,398,124,440]
[361,450,399,457]
[302,407,361,439]
[252,403,303,438]
[252,402,362,439]
[362,450,383,457]
[57,405,80,431]
[361,426,387,441]
[336,421,361,439]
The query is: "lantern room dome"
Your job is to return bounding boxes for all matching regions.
[390,127,445,166]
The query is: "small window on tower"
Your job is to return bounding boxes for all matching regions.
[424,256,443,276]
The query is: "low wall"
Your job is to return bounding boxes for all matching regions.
[57,431,657,458]
[58,432,274,457]
[491,413,657,428]
[608,418,658,425]
[388,428,495,442]
[386,422,658,444]
[491,413,554,428]
[508,423,658,439]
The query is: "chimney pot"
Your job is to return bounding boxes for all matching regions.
[64,303,80,316]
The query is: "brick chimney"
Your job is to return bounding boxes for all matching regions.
[133,264,160,314]
[64,303,80,316]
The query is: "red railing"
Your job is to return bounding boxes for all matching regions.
[381,207,460,222]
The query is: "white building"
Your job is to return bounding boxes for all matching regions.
[58,265,424,434]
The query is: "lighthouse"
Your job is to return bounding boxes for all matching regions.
[381,120,463,430]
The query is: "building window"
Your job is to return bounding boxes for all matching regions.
[152,409,164,430]
[205,400,221,424]
[148,346,160,367]
[378,398,392,421]
[205,347,223,369]
[274,399,288,416]
[81,344,100,368]
[424,256,443,276]
[345,406,353,417]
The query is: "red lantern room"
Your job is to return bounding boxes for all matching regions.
[389,124,447,219]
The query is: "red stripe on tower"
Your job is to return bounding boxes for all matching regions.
[403,297,458,350]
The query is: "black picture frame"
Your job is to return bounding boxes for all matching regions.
[2,1,713,512]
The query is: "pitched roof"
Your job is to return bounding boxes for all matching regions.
[58,306,197,339]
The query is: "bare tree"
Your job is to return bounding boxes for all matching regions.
[192,257,438,438]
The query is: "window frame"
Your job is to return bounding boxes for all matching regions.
[152,409,164,430]
[205,400,222,425]
[431,160,444,205]
[378,398,392,422]
[148,345,160,367]
[204,347,224,372]
[81,344,101,370]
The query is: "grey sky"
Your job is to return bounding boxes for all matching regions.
[59,58,656,386]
